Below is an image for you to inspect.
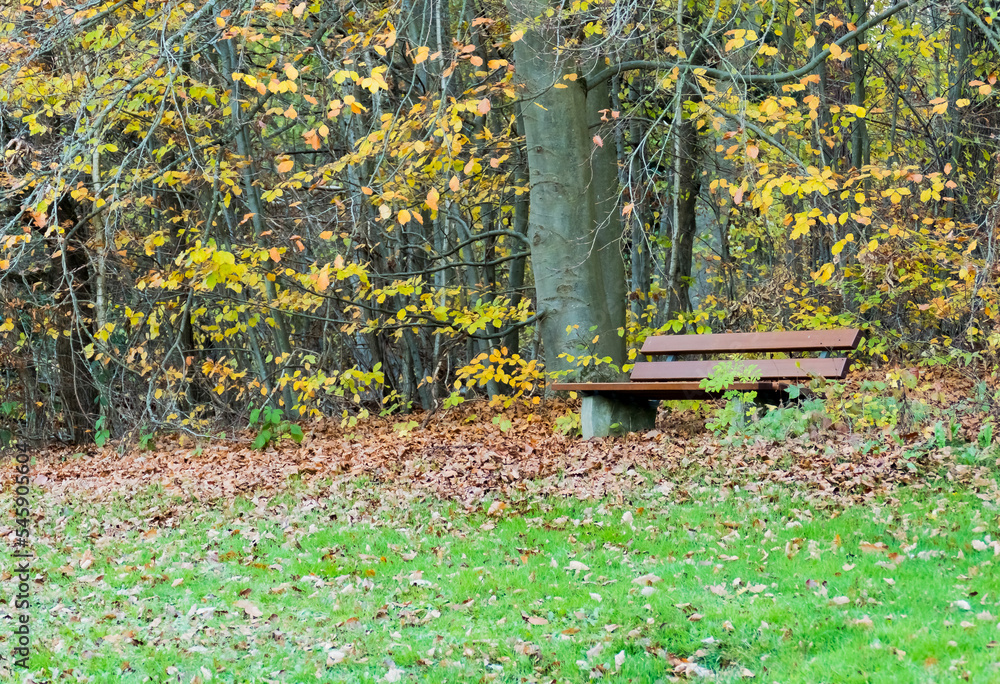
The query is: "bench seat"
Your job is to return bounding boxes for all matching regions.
[550,381,790,401]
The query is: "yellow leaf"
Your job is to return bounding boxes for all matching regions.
[292,1,307,17]
[828,43,842,59]
[867,239,878,251]
[319,231,333,239]
[814,262,835,283]
[806,35,816,49]
[284,63,298,80]
[398,209,411,224]
[510,30,524,42]
[957,98,971,108]
[554,83,568,89]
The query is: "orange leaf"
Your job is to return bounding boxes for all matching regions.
[426,187,440,211]
[592,134,603,147]
[269,247,281,262]
[449,176,460,192]
[398,209,411,224]
[276,159,294,173]
[316,265,330,291]
[303,129,320,150]
[477,98,491,115]
[747,144,759,159]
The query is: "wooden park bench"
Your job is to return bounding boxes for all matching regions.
[552,328,862,439]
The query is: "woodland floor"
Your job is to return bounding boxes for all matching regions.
[3,371,1000,682]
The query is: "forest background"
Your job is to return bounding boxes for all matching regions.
[1,0,998,445]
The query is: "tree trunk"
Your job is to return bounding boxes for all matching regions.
[507,0,623,376]
[850,0,870,170]
[666,63,702,318]
[53,198,99,442]
[587,70,627,343]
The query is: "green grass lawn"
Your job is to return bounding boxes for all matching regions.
[6,475,1000,683]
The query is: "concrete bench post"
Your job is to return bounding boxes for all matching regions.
[580,395,658,439]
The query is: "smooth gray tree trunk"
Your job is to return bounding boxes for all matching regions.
[507,0,624,376]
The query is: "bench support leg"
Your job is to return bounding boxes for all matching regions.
[581,395,658,439]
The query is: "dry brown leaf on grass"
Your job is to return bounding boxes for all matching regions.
[234,599,263,619]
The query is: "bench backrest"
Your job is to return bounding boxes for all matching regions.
[631,328,860,383]
[639,328,861,356]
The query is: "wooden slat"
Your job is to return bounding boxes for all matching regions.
[551,381,788,401]
[629,357,848,382]
[639,328,861,356]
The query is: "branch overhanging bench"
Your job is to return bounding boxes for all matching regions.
[552,328,862,439]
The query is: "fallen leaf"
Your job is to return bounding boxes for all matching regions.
[235,600,263,619]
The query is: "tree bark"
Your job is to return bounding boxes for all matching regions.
[850,0,870,170]
[587,71,627,344]
[507,0,623,375]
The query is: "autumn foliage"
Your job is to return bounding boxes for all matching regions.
[1,0,999,443]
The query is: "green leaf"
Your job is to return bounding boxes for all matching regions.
[252,429,272,450]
